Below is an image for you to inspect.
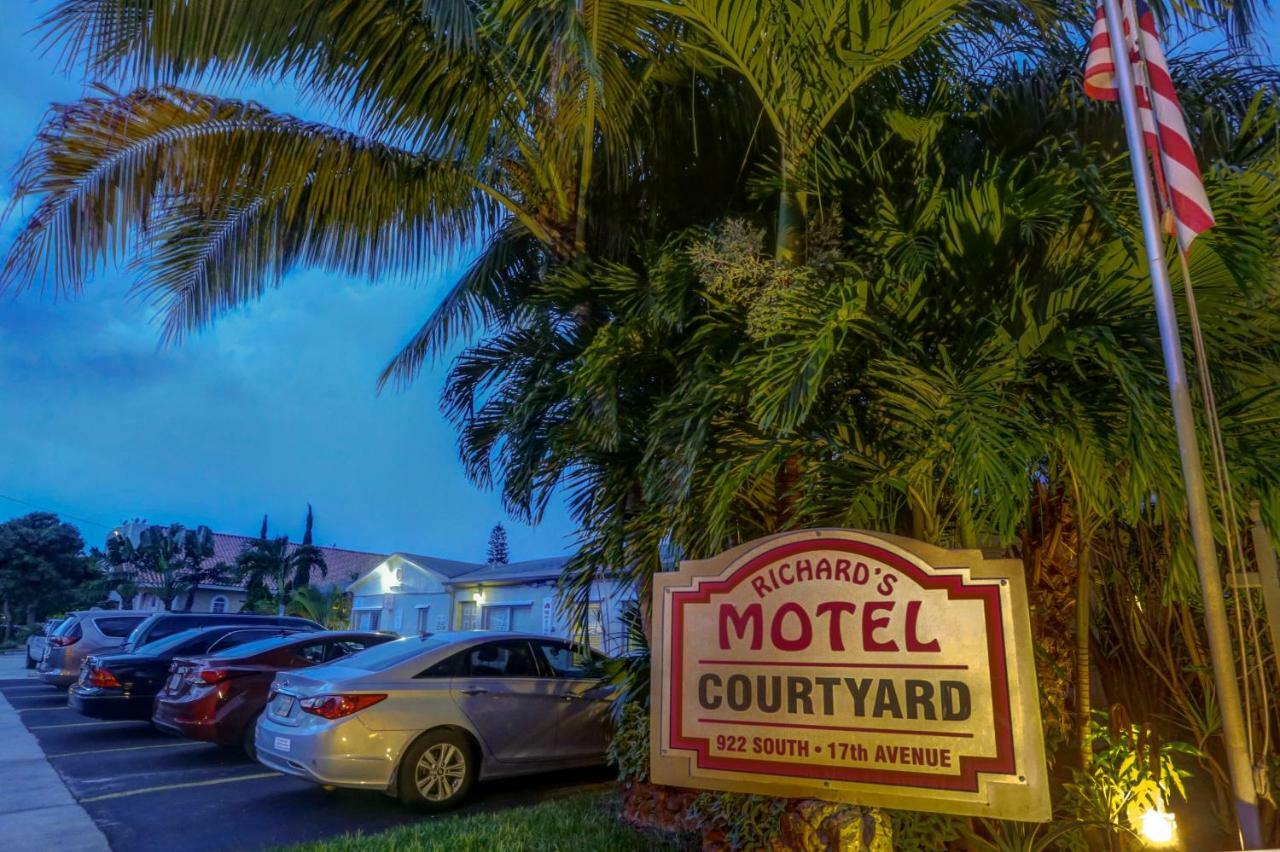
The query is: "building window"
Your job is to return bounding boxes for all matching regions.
[416,607,431,635]
[355,609,381,631]
[458,601,478,631]
[210,596,228,614]
[483,604,533,632]
[587,602,605,651]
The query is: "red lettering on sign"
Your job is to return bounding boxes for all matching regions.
[770,602,812,651]
[719,603,762,650]
[905,600,940,652]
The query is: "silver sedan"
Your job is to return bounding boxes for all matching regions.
[254,631,615,810]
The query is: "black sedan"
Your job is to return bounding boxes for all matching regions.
[69,624,315,720]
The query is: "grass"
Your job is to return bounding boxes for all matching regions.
[284,791,681,852]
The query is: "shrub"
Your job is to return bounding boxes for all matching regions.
[607,700,650,783]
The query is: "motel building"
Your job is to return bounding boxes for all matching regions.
[346,552,637,654]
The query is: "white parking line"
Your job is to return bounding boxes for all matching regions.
[15,706,76,712]
[28,720,144,730]
[49,741,209,758]
[79,772,282,802]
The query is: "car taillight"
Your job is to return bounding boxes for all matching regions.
[194,668,247,685]
[299,694,387,720]
[51,635,80,647]
[87,666,120,688]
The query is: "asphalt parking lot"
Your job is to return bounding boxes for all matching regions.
[0,674,613,851]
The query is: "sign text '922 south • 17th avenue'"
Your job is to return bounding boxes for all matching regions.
[650,529,1050,820]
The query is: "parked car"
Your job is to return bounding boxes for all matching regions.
[254,631,614,811]
[122,612,323,653]
[37,611,151,687]
[153,630,393,756]
[26,617,68,669]
[69,623,315,720]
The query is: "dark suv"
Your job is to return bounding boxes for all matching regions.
[123,612,322,653]
[70,624,316,719]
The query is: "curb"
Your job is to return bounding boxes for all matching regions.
[0,686,111,851]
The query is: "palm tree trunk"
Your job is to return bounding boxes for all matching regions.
[775,154,806,265]
[1076,518,1093,770]
[776,192,806,264]
[956,500,979,549]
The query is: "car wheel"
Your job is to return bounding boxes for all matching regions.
[242,712,262,760]
[25,651,35,670]
[397,729,476,811]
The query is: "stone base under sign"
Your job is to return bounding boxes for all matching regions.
[620,781,891,851]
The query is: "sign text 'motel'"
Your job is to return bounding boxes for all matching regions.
[650,529,1050,820]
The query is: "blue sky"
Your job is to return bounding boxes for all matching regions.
[0,3,1275,559]
[0,2,577,560]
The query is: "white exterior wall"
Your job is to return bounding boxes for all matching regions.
[451,578,637,654]
[451,582,554,635]
[346,555,639,652]
[107,588,248,613]
[348,555,453,634]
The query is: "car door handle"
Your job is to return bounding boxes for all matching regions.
[562,693,585,702]
[460,687,488,696]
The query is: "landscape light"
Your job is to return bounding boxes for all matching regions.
[1139,807,1176,846]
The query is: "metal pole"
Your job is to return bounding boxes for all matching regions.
[1097,0,1263,845]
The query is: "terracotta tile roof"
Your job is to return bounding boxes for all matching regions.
[112,532,388,593]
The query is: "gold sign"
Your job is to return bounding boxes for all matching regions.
[650,529,1050,820]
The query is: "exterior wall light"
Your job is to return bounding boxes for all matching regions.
[1139,807,1176,846]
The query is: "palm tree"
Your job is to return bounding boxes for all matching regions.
[236,527,292,615]
[436,38,1280,825]
[286,585,350,629]
[105,523,224,611]
[0,0,660,344]
[236,511,328,615]
[290,505,328,591]
[0,0,988,387]
[174,525,227,612]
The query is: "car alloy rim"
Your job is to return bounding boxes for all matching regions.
[415,742,466,801]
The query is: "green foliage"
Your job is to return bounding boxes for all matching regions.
[485,523,510,565]
[603,601,650,713]
[687,791,788,851]
[888,809,966,851]
[286,586,351,629]
[1063,711,1197,844]
[101,522,226,611]
[0,513,94,636]
[606,700,650,784]
[236,509,328,615]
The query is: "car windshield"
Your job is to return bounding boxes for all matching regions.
[133,627,211,657]
[48,617,74,636]
[340,635,451,671]
[123,619,155,649]
[206,633,304,659]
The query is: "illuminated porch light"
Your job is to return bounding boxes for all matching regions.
[1139,806,1176,846]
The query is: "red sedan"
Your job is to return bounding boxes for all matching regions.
[153,630,393,756]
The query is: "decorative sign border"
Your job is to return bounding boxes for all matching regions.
[650,529,1051,821]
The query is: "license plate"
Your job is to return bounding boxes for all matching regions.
[165,673,182,693]
[273,736,291,753]
[272,694,295,717]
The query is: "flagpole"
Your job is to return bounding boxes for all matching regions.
[1098,0,1263,846]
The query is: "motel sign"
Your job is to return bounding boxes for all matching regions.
[650,529,1051,820]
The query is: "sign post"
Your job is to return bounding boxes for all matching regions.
[651,529,1050,820]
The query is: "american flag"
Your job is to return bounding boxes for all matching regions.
[1084,0,1214,253]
